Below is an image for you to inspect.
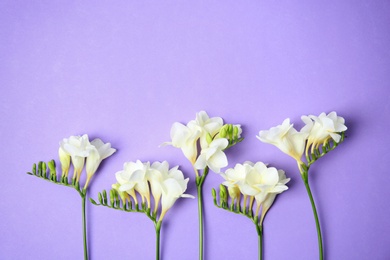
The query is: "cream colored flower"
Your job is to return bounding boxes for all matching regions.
[159,169,194,221]
[257,119,308,163]
[58,146,71,177]
[84,138,116,189]
[194,138,229,173]
[301,111,347,154]
[60,134,92,181]
[116,160,151,207]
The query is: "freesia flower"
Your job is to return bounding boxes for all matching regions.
[60,134,93,181]
[257,118,308,164]
[148,161,170,213]
[166,122,200,164]
[58,146,71,177]
[194,138,229,173]
[301,111,347,154]
[159,169,194,220]
[220,162,252,200]
[116,160,151,207]
[84,138,116,189]
[236,162,289,213]
[188,111,224,149]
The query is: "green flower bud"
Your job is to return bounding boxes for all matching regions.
[220,127,227,138]
[102,190,108,205]
[206,133,213,144]
[110,189,115,206]
[42,162,47,178]
[98,192,103,204]
[233,126,239,138]
[32,163,37,175]
[211,188,217,199]
[38,161,43,176]
[48,160,56,175]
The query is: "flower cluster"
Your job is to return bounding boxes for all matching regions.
[59,134,116,189]
[257,111,347,168]
[111,160,194,221]
[215,161,289,225]
[165,111,242,174]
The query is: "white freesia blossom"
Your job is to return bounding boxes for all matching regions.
[189,111,224,149]
[220,162,252,199]
[148,161,170,213]
[159,169,194,220]
[116,160,151,207]
[60,134,93,181]
[301,111,347,154]
[58,146,71,177]
[167,122,201,164]
[226,162,289,222]
[84,138,116,189]
[194,138,229,173]
[257,118,308,163]
[259,170,290,224]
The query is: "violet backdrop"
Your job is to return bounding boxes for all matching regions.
[1,1,389,259]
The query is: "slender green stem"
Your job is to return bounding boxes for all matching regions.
[196,167,209,260]
[82,192,89,260]
[256,224,263,260]
[197,183,204,260]
[302,176,323,260]
[155,221,162,260]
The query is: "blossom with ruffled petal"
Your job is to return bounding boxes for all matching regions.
[58,146,71,177]
[220,162,252,199]
[159,168,194,220]
[60,134,93,181]
[257,119,308,163]
[166,122,201,164]
[230,162,289,222]
[188,111,224,149]
[116,160,151,207]
[84,138,116,189]
[194,138,229,173]
[301,111,347,154]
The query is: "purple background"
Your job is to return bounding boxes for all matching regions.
[1,1,389,259]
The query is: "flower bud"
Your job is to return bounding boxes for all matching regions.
[211,188,217,199]
[110,189,115,206]
[48,160,56,175]
[220,127,227,138]
[233,126,239,139]
[98,192,103,204]
[32,163,37,175]
[42,162,47,178]
[206,133,213,144]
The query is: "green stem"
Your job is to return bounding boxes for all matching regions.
[196,167,208,260]
[302,175,323,260]
[82,192,89,260]
[256,224,263,260]
[197,183,204,260]
[155,221,162,260]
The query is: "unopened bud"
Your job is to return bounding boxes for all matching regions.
[211,188,217,199]
[206,133,213,144]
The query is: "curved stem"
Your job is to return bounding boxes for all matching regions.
[155,221,162,260]
[303,177,324,260]
[82,193,89,260]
